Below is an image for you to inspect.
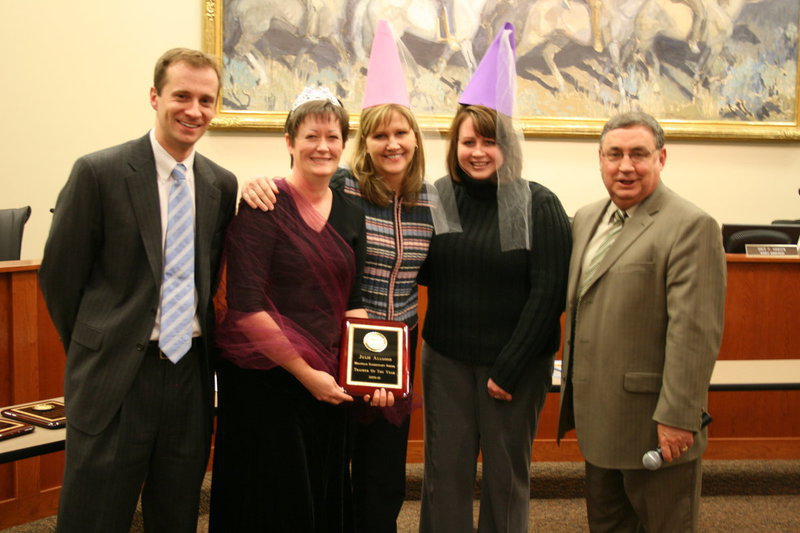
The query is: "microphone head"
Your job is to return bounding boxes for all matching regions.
[642,450,662,471]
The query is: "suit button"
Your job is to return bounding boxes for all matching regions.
[136,343,145,351]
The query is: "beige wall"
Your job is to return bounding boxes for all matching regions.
[2,0,798,260]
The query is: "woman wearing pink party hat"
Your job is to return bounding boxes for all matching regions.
[344,20,435,533]
[417,23,571,533]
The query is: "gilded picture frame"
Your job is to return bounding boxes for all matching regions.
[202,0,800,140]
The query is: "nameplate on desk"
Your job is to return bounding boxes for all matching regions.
[339,318,410,399]
[745,244,799,258]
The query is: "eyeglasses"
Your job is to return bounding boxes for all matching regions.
[601,149,657,164]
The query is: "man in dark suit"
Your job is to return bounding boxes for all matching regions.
[39,48,237,533]
[558,111,726,532]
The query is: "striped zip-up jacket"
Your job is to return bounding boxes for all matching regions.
[333,168,434,327]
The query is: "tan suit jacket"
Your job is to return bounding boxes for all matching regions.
[558,183,726,469]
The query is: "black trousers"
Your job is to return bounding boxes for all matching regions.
[57,340,210,533]
[350,326,418,533]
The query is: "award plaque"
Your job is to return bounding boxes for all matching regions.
[0,419,34,441]
[339,318,410,399]
[2,400,66,429]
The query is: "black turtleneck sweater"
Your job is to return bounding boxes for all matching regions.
[419,173,571,392]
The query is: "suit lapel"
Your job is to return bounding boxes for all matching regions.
[125,135,162,286]
[582,184,667,296]
[193,155,221,308]
[568,200,609,305]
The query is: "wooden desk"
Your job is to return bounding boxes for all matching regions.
[5,359,799,465]
[0,261,65,529]
[409,257,800,462]
[550,359,800,392]
[719,256,799,360]
[704,256,800,459]
[709,359,800,391]
[1,257,799,527]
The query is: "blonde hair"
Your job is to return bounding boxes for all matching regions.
[350,104,425,207]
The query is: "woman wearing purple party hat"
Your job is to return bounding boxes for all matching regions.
[418,23,571,533]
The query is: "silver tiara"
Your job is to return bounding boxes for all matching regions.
[290,86,341,112]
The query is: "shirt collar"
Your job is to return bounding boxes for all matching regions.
[149,129,196,182]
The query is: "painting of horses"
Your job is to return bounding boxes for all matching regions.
[203,0,800,140]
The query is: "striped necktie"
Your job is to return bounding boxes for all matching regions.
[579,209,625,298]
[159,163,194,363]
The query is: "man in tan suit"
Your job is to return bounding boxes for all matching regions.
[558,111,726,532]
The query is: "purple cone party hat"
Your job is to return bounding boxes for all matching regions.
[459,22,516,116]
[361,20,410,109]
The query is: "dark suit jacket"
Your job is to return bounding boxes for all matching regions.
[40,134,237,435]
[557,183,726,469]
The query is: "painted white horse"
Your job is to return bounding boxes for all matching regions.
[631,0,767,97]
[350,0,492,76]
[514,0,648,102]
[225,0,350,89]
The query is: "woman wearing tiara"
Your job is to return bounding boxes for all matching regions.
[209,87,382,532]
[242,22,435,533]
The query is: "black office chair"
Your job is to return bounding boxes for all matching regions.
[724,228,792,254]
[0,206,32,261]
[772,219,800,225]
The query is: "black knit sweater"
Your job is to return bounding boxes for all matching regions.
[419,173,571,392]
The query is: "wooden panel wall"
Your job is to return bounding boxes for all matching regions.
[706,256,800,458]
[0,261,65,529]
[1,258,798,527]
[407,256,800,462]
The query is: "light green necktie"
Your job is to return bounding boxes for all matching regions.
[579,209,625,298]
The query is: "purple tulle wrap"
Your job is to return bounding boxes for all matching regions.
[215,179,355,377]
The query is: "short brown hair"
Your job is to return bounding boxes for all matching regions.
[446,105,522,183]
[350,104,425,207]
[284,99,350,167]
[153,48,220,95]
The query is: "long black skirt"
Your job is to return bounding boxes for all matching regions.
[210,361,352,533]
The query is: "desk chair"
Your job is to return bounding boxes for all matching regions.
[725,228,792,254]
[0,206,31,260]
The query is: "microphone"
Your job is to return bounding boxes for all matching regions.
[642,448,665,471]
[642,412,712,471]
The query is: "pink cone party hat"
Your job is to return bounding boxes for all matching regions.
[361,20,410,109]
[459,22,516,116]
